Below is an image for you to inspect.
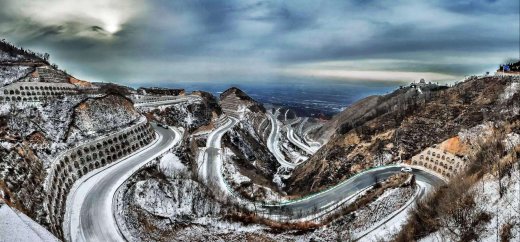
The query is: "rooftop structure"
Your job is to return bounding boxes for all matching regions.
[497,60,520,76]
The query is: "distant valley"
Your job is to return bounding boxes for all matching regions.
[160,80,395,118]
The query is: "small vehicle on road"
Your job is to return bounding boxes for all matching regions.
[400,167,413,173]
[157,123,169,129]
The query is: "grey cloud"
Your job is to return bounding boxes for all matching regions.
[0,0,517,84]
[438,0,518,15]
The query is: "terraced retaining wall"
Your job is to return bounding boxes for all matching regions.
[44,118,156,238]
[0,82,77,102]
[410,146,467,179]
[37,67,69,83]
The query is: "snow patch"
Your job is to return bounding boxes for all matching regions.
[0,65,33,87]
[159,153,186,177]
[0,203,58,242]
[500,81,519,102]
[134,179,178,217]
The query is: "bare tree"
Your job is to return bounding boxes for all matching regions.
[438,190,491,241]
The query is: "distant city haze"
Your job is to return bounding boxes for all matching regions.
[163,78,394,117]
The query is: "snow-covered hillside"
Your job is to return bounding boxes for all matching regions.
[419,167,520,242]
[0,202,58,242]
[68,95,140,141]
[0,65,34,87]
[139,93,218,131]
[0,92,145,238]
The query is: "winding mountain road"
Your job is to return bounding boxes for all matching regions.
[66,124,181,242]
[65,111,444,242]
[263,167,443,216]
[200,116,238,194]
[267,110,300,168]
[302,122,324,148]
[286,127,316,155]
[201,113,445,237]
[133,95,200,107]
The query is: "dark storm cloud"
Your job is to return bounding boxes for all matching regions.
[0,0,518,84]
[439,0,518,15]
[281,22,516,62]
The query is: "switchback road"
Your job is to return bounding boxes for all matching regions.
[66,124,181,242]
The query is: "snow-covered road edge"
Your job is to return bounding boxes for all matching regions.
[0,202,60,242]
[354,181,426,241]
[63,130,161,241]
[286,127,316,155]
[113,127,183,242]
[200,117,236,194]
[266,110,300,168]
[64,126,182,242]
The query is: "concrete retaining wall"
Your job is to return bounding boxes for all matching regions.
[0,82,78,102]
[37,67,69,83]
[410,147,466,179]
[44,118,156,238]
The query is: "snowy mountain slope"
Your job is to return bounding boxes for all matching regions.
[67,94,140,141]
[0,65,34,87]
[0,202,58,242]
[139,91,220,131]
[0,45,147,238]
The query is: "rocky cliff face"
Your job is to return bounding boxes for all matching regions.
[223,113,279,181]
[0,143,47,223]
[287,76,520,195]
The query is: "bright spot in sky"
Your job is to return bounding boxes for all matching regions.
[104,22,119,34]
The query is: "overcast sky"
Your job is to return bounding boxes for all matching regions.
[0,0,518,86]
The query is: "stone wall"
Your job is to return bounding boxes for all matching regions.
[37,67,69,83]
[44,118,156,238]
[410,146,467,178]
[0,82,78,102]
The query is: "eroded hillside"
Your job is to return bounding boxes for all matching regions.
[288,76,520,195]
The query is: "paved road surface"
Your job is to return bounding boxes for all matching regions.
[133,95,200,107]
[266,110,299,168]
[67,124,180,242]
[286,127,315,155]
[68,114,444,242]
[264,167,444,218]
[200,117,238,193]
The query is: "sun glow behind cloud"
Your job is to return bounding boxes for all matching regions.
[1,0,145,38]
